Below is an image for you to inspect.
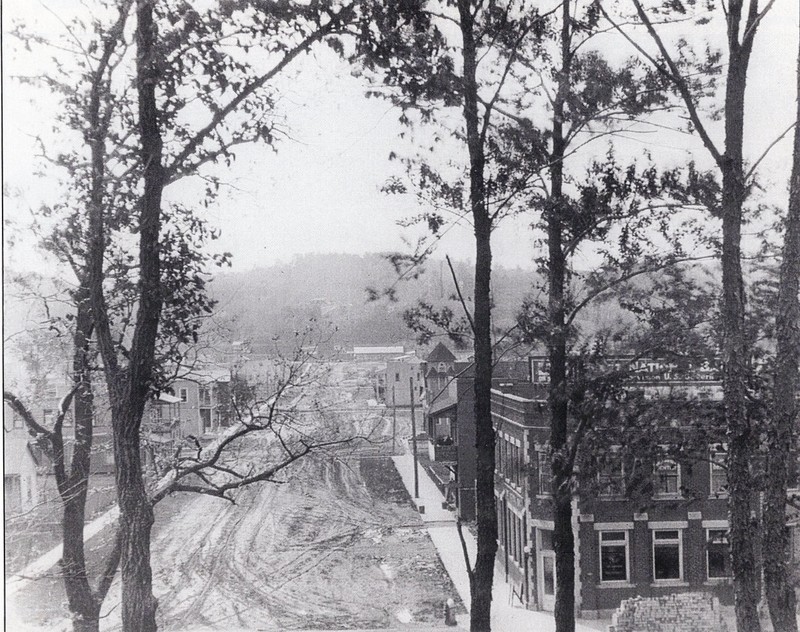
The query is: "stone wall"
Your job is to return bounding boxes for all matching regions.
[608,592,728,632]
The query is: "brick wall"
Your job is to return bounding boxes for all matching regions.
[609,592,728,632]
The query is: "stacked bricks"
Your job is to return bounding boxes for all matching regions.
[608,592,728,632]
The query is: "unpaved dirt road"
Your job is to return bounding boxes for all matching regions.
[144,454,456,631]
[9,402,461,631]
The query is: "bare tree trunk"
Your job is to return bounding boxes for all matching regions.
[721,22,762,630]
[87,0,165,628]
[457,2,497,629]
[115,422,158,632]
[722,167,762,632]
[106,2,166,630]
[61,286,103,632]
[548,4,575,630]
[624,6,768,627]
[471,214,496,632]
[60,3,133,627]
[62,486,101,632]
[763,31,800,632]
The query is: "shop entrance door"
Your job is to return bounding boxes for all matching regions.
[537,529,556,611]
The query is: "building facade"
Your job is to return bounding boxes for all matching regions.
[3,403,42,512]
[385,354,425,408]
[491,356,739,618]
[422,343,530,522]
[146,369,234,445]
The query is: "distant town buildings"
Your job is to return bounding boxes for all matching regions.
[352,345,406,362]
[144,368,234,462]
[6,341,797,621]
[385,353,425,407]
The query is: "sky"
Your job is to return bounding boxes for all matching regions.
[2,0,799,276]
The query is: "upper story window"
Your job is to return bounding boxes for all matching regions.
[42,409,55,426]
[540,528,554,551]
[12,412,24,430]
[438,362,447,373]
[709,445,728,496]
[497,436,523,488]
[598,451,625,498]
[654,459,681,498]
[199,386,212,407]
[510,441,520,487]
[179,388,188,403]
[537,450,551,495]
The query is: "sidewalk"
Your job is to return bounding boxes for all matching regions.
[6,506,120,598]
[392,448,598,632]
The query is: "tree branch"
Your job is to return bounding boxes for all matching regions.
[446,254,475,334]
[3,390,54,440]
[745,120,797,183]
[604,1,724,166]
[456,518,474,586]
[566,254,717,327]
[164,10,347,180]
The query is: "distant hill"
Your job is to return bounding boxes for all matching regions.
[5,253,721,371]
[208,253,540,352]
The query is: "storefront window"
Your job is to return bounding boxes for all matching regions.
[653,529,682,581]
[599,531,629,582]
[707,529,730,578]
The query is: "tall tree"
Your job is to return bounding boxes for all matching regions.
[512,5,698,628]
[5,4,135,629]
[372,6,695,630]
[762,27,800,632]
[360,4,545,627]
[604,1,781,627]
[456,2,495,628]
[100,5,347,630]
[546,3,575,628]
[9,2,359,630]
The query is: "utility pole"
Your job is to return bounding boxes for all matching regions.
[392,385,397,455]
[410,376,419,499]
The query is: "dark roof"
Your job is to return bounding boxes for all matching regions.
[428,396,457,417]
[426,342,457,363]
